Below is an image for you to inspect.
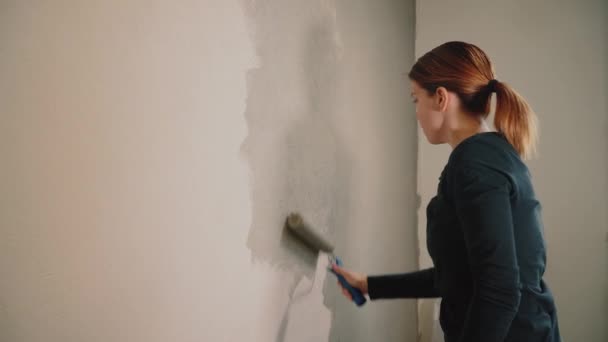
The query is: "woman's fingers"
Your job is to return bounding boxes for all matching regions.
[343,288,352,299]
[331,263,368,296]
[337,280,352,299]
[332,264,352,282]
[333,264,360,288]
[331,263,344,276]
[341,286,352,300]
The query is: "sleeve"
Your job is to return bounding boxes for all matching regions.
[367,267,440,299]
[452,163,521,342]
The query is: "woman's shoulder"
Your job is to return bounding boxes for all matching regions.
[447,131,519,169]
[443,132,526,195]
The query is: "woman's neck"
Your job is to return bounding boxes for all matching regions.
[447,114,492,149]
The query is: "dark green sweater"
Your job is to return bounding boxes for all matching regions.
[368,132,560,342]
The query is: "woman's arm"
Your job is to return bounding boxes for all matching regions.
[367,267,440,299]
[453,163,521,342]
[331,265,440,300]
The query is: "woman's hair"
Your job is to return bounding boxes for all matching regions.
[409,41,538,159]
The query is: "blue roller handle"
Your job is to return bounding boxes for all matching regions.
[330,257,367,306]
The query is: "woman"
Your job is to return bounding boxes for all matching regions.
[332,41,561,342]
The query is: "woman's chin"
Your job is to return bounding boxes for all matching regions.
[426,136,443,145]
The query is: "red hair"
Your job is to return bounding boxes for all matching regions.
[409,41,538,159]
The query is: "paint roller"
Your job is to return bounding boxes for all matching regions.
[285,212,367,306]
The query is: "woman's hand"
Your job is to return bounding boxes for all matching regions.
[331,264,369,300]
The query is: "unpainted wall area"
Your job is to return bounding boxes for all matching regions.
[415,1,608,341]
[0,1,418,342]
[0,1,259,341]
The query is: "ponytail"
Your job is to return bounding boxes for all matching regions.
[409,41,539,159]
[493,81,538,159]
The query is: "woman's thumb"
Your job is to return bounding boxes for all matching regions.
[331,264,351,280]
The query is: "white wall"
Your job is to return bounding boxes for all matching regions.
[415,1,608,341]
[0,1,418,341]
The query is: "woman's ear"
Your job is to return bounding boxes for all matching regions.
[434,86,450,112]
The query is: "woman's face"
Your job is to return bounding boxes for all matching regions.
[410,81,446,144]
